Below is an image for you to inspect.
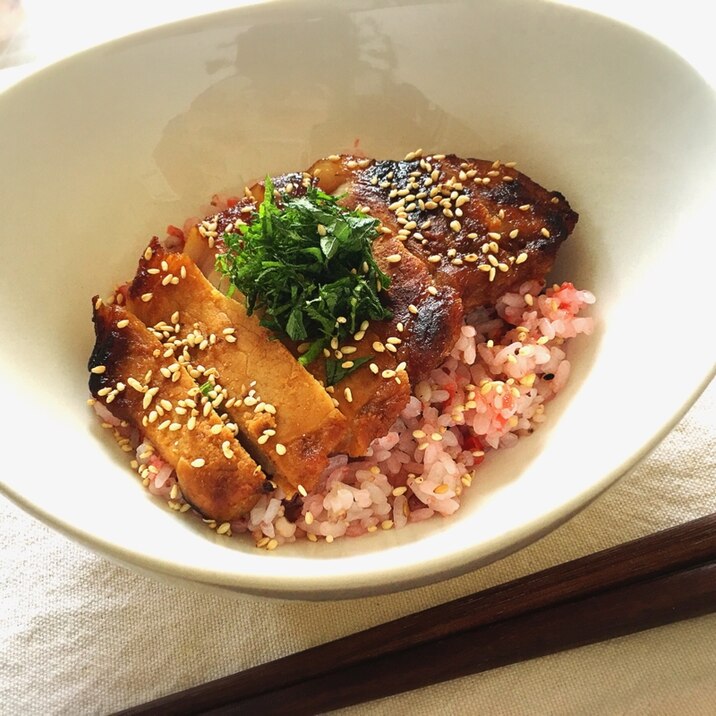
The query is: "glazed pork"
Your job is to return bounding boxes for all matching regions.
[124,240,348,495]
[308,153,578,312]
[88,300,266,520]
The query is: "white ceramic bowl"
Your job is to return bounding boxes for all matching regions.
[1,0,714,600]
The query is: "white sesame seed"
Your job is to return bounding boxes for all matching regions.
[90,365,106,374]
[344,387,353,403]
[275,443,287,456]
[191,458,205,468]
[142,389,157,410]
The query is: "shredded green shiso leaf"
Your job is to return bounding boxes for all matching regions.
[215,178,392,384]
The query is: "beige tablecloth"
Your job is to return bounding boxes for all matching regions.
[2,378,714,715]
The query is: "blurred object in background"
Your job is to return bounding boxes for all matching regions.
[0,0,28,69]
[0,0,22,42]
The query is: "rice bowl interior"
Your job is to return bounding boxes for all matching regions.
[0,0,714,599]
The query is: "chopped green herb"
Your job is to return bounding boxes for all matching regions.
[199,381,213,396]
[324,355,374,387]
[297,338,326,367]
[215,178,392,364]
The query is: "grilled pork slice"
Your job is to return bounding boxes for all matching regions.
[88,300,265,521]
[289,330,410,457]
[367,230,463,381]
[329,362,410,457]
[308,153,578,311]
[124,241,348,494]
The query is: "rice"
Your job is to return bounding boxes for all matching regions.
[99,277,594,546]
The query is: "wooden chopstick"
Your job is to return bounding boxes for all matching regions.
[217,561,716,715]
[120,513,716,715]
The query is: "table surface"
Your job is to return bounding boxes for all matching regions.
[1,2,715,714]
